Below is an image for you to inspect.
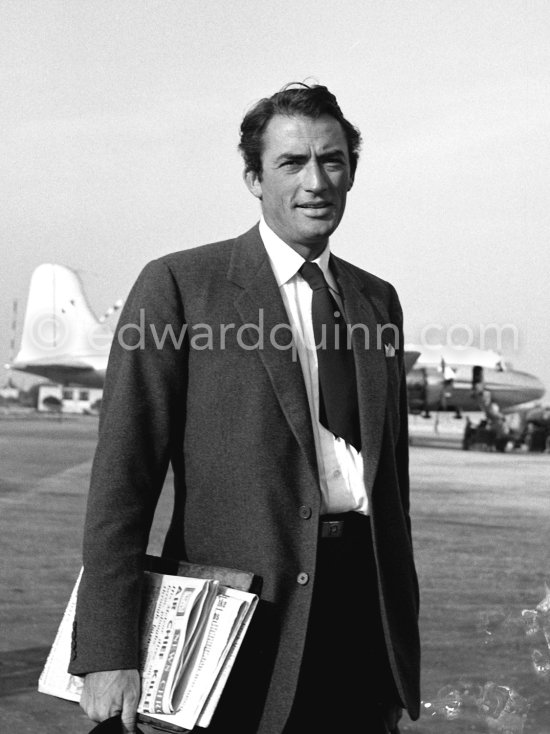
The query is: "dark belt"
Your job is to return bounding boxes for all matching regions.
[319,512,370,539]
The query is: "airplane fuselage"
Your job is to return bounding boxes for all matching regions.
[14,363,107,389]
[407,364,546,414]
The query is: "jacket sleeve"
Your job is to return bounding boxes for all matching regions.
[68,258,187,675]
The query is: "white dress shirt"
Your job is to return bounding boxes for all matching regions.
[259,217,369,515]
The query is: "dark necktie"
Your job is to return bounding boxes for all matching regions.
[299,261,361,451]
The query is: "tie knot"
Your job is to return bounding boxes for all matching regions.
[299,261,329,291]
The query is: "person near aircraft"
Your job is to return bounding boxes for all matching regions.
[44,82,425,734]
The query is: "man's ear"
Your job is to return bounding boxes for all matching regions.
[347,175,354,192]
[243,169,263,200]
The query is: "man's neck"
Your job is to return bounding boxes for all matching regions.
[260,218,329,261]
[299,243,328,261]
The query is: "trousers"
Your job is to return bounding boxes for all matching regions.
[283,513,402,734]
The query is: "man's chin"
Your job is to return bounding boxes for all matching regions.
[298,220,338,242]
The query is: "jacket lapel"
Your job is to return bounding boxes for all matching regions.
[331,256,388,495]
[228,226,318,483]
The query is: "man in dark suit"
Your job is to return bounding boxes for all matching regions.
[70,82,420,734]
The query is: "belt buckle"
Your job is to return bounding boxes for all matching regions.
[321,519,344,538]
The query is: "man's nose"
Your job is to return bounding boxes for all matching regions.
[302,160,328,192]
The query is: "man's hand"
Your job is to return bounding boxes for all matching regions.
[81,669,140,733]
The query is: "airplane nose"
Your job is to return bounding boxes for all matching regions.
[524,374,546,403]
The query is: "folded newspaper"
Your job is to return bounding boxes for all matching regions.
[38,564,259,731]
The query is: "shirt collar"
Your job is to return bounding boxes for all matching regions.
[259,216,338,292]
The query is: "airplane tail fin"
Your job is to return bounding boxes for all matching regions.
[13,264,113,366]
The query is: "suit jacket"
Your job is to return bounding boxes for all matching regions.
[69,224,420,731]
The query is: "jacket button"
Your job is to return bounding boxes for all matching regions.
[297,572,309,585]
[298,505,312,519]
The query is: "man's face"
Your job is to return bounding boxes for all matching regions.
[245,114,353,256]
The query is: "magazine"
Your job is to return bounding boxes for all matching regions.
[38,561,259,731]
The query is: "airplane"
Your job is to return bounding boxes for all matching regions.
[405,343,546,416]
[7,264,547,416]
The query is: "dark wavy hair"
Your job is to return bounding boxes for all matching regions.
[239,82,362,178]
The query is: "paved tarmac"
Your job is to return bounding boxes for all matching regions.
[0,414,173,734]
[1,412,550,733]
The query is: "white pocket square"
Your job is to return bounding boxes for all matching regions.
[384,343,396,358]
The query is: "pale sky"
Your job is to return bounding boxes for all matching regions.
[2,0,549,394]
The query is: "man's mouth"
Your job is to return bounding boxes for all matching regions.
[297,201,333,210]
